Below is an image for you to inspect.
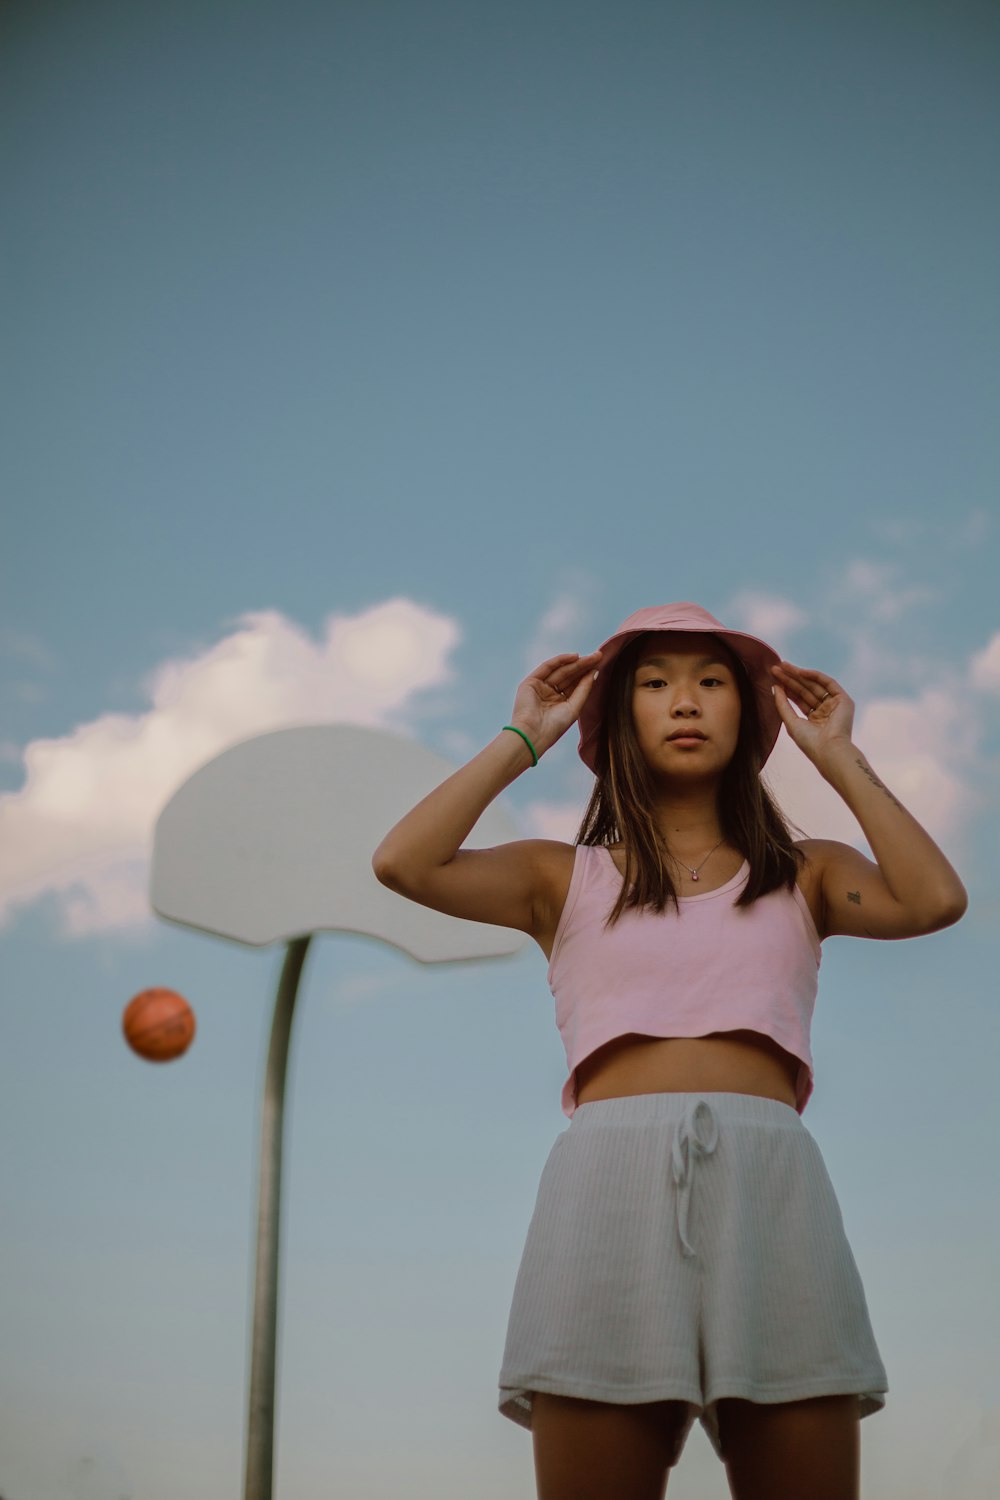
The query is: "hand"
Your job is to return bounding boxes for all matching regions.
[770,661,855,768]
[509,651,603,757]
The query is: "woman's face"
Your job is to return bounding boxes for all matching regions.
[630,632,742,779]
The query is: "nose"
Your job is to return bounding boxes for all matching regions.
[664,676,704,716]
[670,694,701,718]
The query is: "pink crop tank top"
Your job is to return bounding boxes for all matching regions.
[548,845,822,1119]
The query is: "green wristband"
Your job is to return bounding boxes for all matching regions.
[502,725,539,767]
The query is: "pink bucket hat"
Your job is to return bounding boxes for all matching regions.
[577,602,784,773]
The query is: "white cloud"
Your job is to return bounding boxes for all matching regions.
[521,800,585,843]
[765,570,995,860]
[524,576,597,669]
[726,591,808,648]
[970,632,1000,694]
[59,856,155,942]
[833,631,940,699]
[438,727,478,759]
[765,680,980,858]
[762,733,866,845]
[838,557,938,623]
[805,555,950,702]
[852,688,978,839]
[843,558,890,595]
[869,516,926,546]
[0,599,460,939]
[871,507,990,553]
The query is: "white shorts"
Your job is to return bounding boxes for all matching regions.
[498,1090,887,1465]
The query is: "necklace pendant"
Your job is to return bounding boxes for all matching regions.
[690,871,699,881]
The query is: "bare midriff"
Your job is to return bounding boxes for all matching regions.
[573,1029,800,1110]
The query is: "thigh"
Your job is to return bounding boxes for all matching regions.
[532,1393,689,1500]
[717,1395,859,1500]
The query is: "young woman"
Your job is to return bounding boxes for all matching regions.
[372,601,967,1500]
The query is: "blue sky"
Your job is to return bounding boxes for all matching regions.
[2,1,999,1496]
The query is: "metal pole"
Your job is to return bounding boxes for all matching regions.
[243,935,312,1500]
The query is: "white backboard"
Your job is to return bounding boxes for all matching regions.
[150,724,529,961]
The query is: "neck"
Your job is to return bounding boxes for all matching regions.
[650,787,725,854]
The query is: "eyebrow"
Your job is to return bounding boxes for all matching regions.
[637,655,731,670]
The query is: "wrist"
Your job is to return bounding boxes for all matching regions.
[501,724,541,768]
[815,737,862,786]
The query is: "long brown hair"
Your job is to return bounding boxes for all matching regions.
[576,632,806,924]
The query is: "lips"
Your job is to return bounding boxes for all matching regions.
[667,730,706,741]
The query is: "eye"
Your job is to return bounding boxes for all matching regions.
[638,676,726,688]
[637,675,727,690]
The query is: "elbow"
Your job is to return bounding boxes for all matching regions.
[373,845,450,900]
[928,885,969,932]
[942,887,969,927]
[371,844,405,892]
[372,842,431,897]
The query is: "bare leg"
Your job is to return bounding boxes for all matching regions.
[717,1394,860,1500]
[531,1393,689,1500]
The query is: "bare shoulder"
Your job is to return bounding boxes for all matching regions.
[454,837,575,900]
[479,836,576,925]
[524,839,580,958]
[792,838,832,878]
[526,837,578,903]
[791,839,830,940]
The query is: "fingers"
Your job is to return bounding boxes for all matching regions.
[530,650,602,698]
[530,650,601,670]
[771,662,846,717]
[772,662,833,688]
[511,650,602,753]
[532,652,589,672]
[563,658,602,706]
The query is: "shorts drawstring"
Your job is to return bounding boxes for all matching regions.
[671,1098,719,1257]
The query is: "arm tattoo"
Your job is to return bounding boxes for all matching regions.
[855,756,904,811]
[847,887,876,935]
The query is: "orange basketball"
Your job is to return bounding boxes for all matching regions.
[122,988,196,1062]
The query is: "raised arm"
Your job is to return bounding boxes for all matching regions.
[771,660,968,940]
[372,650,601,937]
